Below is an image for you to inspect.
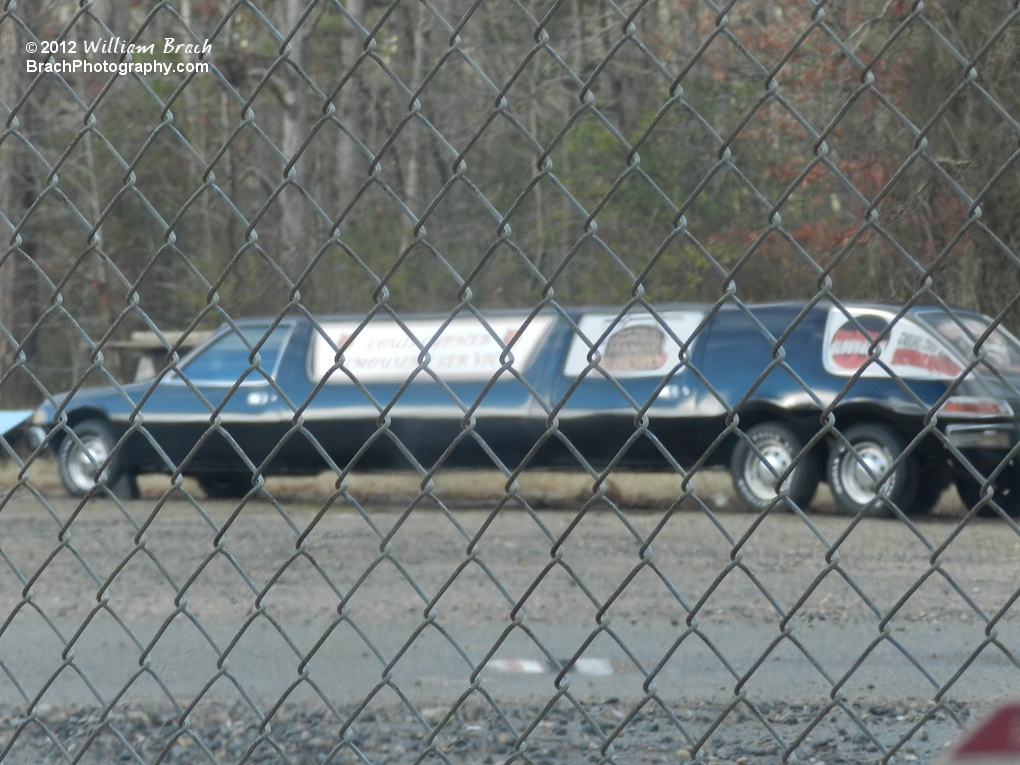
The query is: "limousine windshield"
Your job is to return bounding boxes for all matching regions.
[177,325,293,385]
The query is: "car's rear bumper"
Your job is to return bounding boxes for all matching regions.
[944,422,1015,450]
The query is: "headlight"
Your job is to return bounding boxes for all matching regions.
[31,408,49,425]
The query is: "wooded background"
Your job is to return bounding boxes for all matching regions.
[2,0,1019,405]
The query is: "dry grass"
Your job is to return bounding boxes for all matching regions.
[1,457,967,514]
[0,456,739,509]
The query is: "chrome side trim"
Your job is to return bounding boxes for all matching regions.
[106,405,701,424]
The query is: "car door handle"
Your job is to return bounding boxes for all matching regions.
[655,384,691,402]
[246,390,277,406]
[657,385,680,401]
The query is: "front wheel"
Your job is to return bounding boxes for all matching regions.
[57,419,122,497]
[730,422,821,512]
[827,424,917,517]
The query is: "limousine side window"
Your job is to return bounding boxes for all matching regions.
[915,310,1020,375]
[179,325,292,385]
[822,308,965,380]
[309,316,554,384]
[562,310,705,378]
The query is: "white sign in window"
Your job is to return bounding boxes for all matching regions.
[311,315,553,383]
[822,308,963,380]
[562,310,704,378]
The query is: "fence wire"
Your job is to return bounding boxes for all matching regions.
[2,0,1020,763]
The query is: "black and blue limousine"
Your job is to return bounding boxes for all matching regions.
[29,301,1020,516]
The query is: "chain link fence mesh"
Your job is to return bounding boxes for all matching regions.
[2,0,1020,763]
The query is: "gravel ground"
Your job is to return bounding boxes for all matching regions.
[0,697,979,765]
[0,461,1018,764]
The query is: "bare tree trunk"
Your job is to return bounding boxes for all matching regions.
[528,71,547,283]
[337,0,366,211]
[403,2,427,220]
[81,131,125,381]
[0,11,42,406]
[92,0,131,37]
[0,14,17,403]
[571,0,585,74]
[278,0,310,276]
[682,0,699,65]
[397,1,428,261]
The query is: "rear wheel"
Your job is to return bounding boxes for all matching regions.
[198,473,253,499]
[827,424,918,517]
[57,419,122,497]
[954,467,1020,517]
[907,463,950,516]
[730,422,821,512]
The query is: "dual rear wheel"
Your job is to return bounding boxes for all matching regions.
[954,469,1020,517]
[730,423,821,512]
[731,421,950,516]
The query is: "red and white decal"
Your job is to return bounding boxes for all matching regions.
[823,309,963,380]
[891,331,962,377]
[828,314,888,371]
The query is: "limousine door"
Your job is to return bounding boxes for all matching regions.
[137,324,294,476]
[297,314,556,472]
[549,309,707,470]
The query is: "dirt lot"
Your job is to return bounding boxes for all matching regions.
[1,459,1004,627]
[0,459,1018,764]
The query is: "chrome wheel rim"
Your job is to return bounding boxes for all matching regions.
[839,441,893,505]
[66,435,109,491]
[743,437,793,502]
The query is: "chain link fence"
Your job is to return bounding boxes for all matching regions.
[3,0,1020,763]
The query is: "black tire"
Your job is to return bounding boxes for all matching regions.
[730,422,821,512]
[198,473,253,499]
[110,473,140,500]
[955,468,1020,518]
[907,463,950,516]
[57,419,122,497]
[827,424,918,517]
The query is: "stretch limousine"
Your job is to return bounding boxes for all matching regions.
[30,302,1020,515]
